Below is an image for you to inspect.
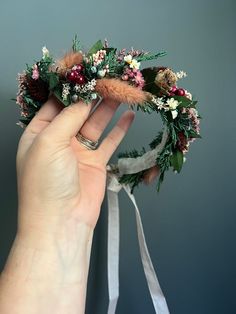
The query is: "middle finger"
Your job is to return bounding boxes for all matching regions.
[78,98,121,142]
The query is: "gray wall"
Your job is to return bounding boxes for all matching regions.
[0,0,235,313]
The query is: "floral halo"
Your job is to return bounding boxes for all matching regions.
[15,36,201,193]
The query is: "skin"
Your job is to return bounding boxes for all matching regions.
[0,95,135,314]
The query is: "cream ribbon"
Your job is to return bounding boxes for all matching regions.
[105,126,170,313]
[106,172,170,314]
[117,126,169,176]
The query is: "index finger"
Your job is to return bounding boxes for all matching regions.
[24,95,64,136]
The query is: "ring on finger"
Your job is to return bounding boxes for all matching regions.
[75,132,99,150]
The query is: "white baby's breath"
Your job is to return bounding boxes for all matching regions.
[176,70,187,79]
[62,83,70,101]
[151,96,165,110]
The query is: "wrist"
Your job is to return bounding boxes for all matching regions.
[3,221,94,284]
[0,222,94,313]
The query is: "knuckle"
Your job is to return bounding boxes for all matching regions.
[62,102,89,119]
[62,104,77,115]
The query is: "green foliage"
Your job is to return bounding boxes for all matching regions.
[188,130,202,138]
[102,49,123,76]
[117,147,147,193]
[72,34,81,52]
[118,171,146,194]
[37,56,54,82]
[53,88,71,107]
[172,95,197,108]
[104,47,117,54]
[141,67,161,96]
[149,131,163,149]
[48,72,59,89]
[136,51,167,62]
[155,142,172,192]
[170,150,184,173]
[136,101,158,113]
[87,39,104,56]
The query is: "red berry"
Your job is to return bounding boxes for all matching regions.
[170,85,177,93]
[176,88,186,96]
[76,74,87,85]
[67,70,78,82]
[75,64,84,73]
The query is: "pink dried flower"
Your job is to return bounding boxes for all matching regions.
[17,72,27,85]
[122,66,145,89]
[21,111,29,117]
[16,95,24,106]
[92,50,107,66]
[117,48,126,62]
[128,47,149,58]
[187,108,200,134]
[134,71,145,89]
[32,64,39,80]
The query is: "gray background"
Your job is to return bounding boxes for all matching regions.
[0,0,235,313]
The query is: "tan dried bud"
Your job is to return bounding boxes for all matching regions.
[155,68,177,91]
[143,165,160,185]
[56,51,84,75]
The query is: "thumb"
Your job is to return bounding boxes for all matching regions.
[40,100,94,143]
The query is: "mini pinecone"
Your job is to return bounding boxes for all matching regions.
[27,78,49,103]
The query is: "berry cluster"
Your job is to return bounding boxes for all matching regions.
[67,64,87,85]
[169,86,186,96]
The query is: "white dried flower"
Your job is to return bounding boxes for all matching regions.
[152,96,165,110]
[176,70,187,79]
[124,54,133,63]
[171,109,178,119]
[185,90,192,100]
[166,98,179,110]
[62,83,70,101]
[42,46,50,58]
[130,59,140,70]
[90,79,97,86]
[124,54,140,69]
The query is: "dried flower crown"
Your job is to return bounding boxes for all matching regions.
[15,36,201,192]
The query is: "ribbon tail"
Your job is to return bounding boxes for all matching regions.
[107,175,122,314]
[123,184,170,314]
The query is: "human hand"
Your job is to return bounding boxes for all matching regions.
[0,95,135,314]
[16,95,135,237]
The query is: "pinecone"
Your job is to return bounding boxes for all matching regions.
[27,78,49,103]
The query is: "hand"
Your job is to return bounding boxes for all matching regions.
[16,95,135,237]
[0,95,135,313]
